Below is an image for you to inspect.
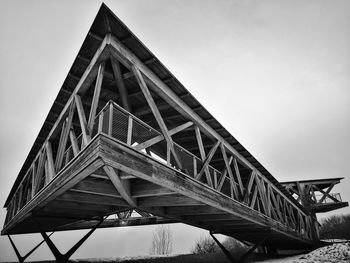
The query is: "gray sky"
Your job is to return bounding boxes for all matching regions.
[1,0,350,261]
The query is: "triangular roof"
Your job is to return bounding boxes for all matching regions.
[5,3,303,211]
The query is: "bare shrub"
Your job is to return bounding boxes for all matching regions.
[320,214,350,240]
[149,225,173,255]
[191,235,219,254]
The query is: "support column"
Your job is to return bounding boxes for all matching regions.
[36,217,104,263]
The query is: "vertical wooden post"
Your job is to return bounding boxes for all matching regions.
[98,112,104,134]
[127,115,133,145]
[45,141,55,182]
[108,102,113,136]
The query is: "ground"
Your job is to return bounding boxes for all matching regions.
[2,242,350,263]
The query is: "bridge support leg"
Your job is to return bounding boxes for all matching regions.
[36,217,104,263]
[210,231,271,263]
[8,233,54,263]
[237,233,270,263]
[210,231,237,263]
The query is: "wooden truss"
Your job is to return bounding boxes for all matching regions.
[4,6,340,261]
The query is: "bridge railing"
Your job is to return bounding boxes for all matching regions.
[5,101,313,241]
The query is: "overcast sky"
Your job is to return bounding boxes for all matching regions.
[1,0,350,261]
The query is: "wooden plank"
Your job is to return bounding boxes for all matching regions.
[111,58,131,112]
[55,101,76,172]
[103,166,136,207]
[75,94,91,146]
[132,65,183,170]
[134,121,193,151]
[88,62,105,132]
[45,142,55,182]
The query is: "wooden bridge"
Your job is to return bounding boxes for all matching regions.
[2,4,347,263]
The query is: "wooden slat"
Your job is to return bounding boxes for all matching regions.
[88,62,105,132]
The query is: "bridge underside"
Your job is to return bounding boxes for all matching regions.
[2,134,314,250]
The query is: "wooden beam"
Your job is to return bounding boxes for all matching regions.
[195,141,220,185]
[134,121,193,151]
[220,143,239,200]
[45,142,55,183]
[75,95,91,146]
[127,116,133,145]
[111,58,131,112]
[316,183,336,204]
[233,158,244,197]
[131,65,183,170]
[88,62,105,132]
[194,126,213,187]
[103,166,136,207]
[55,101,76,172]
[217,156,233,192]
[69,129,79,157]
[243,171,255,204]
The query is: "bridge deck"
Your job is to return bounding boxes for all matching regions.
[2,103,314,250]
